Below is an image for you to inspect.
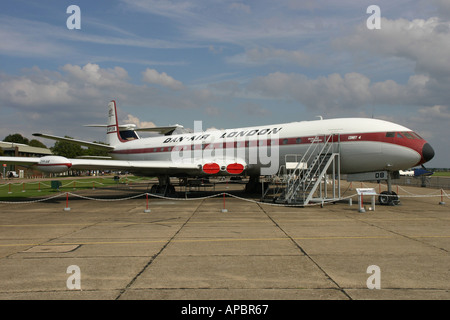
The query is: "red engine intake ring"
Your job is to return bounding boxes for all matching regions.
[202,163,220,174]
[226,163,244,174]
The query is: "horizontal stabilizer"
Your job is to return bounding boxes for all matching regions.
[135,125,183,135]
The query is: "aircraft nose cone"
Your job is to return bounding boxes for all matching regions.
[422,143,435,163]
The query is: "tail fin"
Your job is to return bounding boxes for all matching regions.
[106,100,122,146]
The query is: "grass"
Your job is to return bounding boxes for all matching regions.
[432,171,450,177]
[0,176,143,201]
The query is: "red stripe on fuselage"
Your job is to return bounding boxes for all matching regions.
[340,132,424,158]
[110,131,426,157]
[112,132,426,154]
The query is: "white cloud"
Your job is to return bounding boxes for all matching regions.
[334,17,450,78]
[142,68,184,90]
[204,106,220,116]
[0,74,72,108]
[122,114,156,128]
[246,70,450,116]
[62,63,130,88]
[401,105,450,163]
[240,102,270,117]
[247,72,373,113]
[0,64,220,142]
[418,105,450,120]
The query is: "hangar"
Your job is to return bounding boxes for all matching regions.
[0,141,52,178]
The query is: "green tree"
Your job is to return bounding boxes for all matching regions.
[3,133,29,145]
[82,141,110,157]
[2,134,47,149]
[51,136,84,158]
[29,139,47,148]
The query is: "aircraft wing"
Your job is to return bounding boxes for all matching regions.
[69,158,201,175]
[0,156,202,176]
[32,133,115,151]
[0,156,41,167]
[84,124,183,136]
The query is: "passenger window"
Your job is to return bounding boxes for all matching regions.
[386,132,395,137]
[396,133,404,138]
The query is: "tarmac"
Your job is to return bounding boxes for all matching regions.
[0,178,448,301]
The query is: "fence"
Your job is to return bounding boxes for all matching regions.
[395,176,450,189]
[0,187,448,211]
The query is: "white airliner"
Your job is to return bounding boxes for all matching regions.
[0,100,435,196]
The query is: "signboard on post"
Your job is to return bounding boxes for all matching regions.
[356,188,377,213]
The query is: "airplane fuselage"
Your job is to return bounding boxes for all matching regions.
[108,117,433,176]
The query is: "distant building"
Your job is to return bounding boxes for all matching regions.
[0,141,52,178]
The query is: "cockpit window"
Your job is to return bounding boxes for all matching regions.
[402,132,415,139]
[387,131,421,139]
[411,132,423,139]
[386,132,395,137]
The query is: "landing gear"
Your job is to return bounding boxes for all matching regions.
[149,175,176,196]
[378,191,399,206]
[378,171,400,206]
[149,184,176,195]
[245,175,261,194]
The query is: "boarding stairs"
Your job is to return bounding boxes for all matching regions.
[262,134,341,206]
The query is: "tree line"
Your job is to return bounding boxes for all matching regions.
[1,133,109,158]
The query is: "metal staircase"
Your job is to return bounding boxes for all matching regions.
[262,134,341,206]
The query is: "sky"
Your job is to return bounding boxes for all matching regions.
[0,0,449,167]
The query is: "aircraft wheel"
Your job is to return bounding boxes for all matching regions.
[379,191,390,205]
[389,191,399,206]
[379,191,399,206]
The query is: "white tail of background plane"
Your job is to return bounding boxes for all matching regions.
[106,100,122,146]
[102,100,185,147]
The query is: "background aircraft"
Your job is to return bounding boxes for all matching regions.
[400,168,434,177]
